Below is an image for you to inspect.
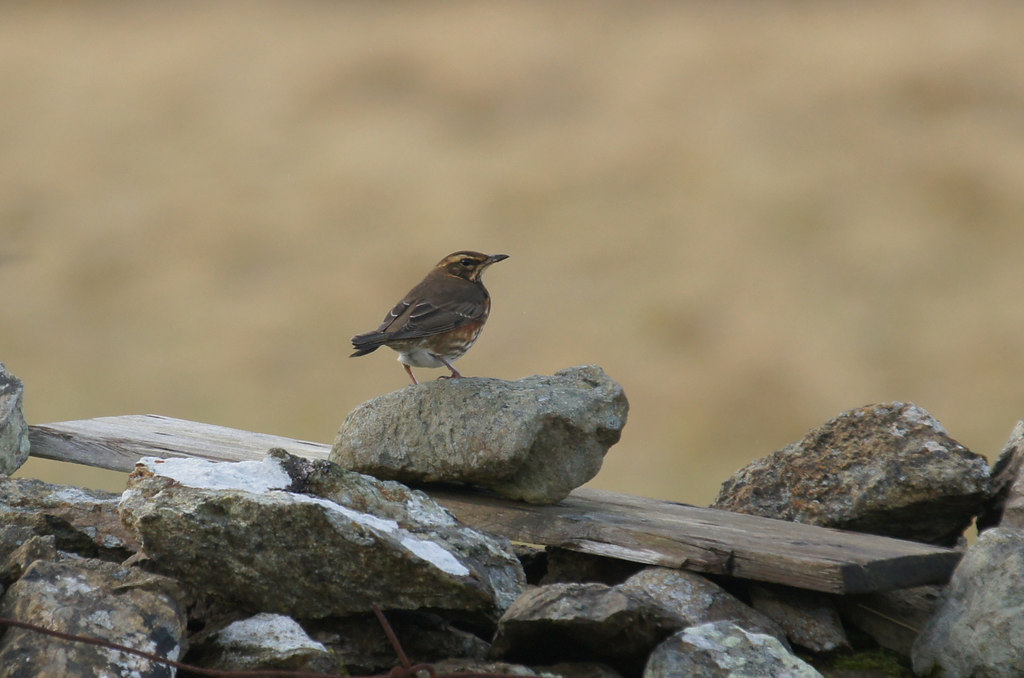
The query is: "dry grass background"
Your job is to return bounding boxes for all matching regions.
[3,2,1024,505]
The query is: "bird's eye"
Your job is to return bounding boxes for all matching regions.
[459,258,474,267]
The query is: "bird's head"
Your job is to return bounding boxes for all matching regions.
[436,251,509,282]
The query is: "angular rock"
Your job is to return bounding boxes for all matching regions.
[0,558,187,677]
[309,611,490,675]
[490,582,678,674]
[492,567,792,674]
[618,567,788,647]
[713,402,990,545]
[747,584,849,654]
[839,585,943,658]
[643,622,823,678]
[0,533,58,583]
[196,613,338,675]
[978,420,1024,530]
[0,363,30,475]
[912,527,1024,677]
[331,365,628,504]
[0,477,138,561]
[0,525,48,584]
[118,450,524,620]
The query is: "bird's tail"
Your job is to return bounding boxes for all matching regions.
[350,332,385,357]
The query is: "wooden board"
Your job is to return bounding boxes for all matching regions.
[431,488,959,594]
[28,414,331,470]
[27,415,960,594]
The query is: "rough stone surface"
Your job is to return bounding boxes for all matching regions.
[618,567,788,647]
[0,558,187,678]
[0,363,30,476]
[713,402,990,545]
[0,476,138,561]
[118,449,524,620]
[913,527,1024,677]
[747,584,849,653]
[330,365,628,504]
[0,533,58,583]
[196,613,338,674]
[491,568,788,675]
[643,622,823,678]
[978,420,1024,530]
[490,582,679,674]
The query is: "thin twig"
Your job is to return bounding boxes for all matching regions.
[371,603,413,670]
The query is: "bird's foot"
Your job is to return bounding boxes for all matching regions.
[434,355,463,380]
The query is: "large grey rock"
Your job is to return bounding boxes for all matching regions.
[490,582,679,674]
[0,363,30,476]
[747,584,849,653]
[643,622,822,678]
[196,613,338,675]
[0,558,187,678]
[118,449,524,621]
[331,365,628,504]
[713,402,990,545]
[618,567,788,647]
[491,567,787,675]
[912,527,1024,677]
[978,420,1024,530]
[0,476,138,563]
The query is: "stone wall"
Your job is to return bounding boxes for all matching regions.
[2,365,1022,677]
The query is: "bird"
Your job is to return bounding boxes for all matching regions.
[350,251,508,384]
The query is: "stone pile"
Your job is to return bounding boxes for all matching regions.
[4,362,1024,676]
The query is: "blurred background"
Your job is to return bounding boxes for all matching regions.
[2,2,1024,505]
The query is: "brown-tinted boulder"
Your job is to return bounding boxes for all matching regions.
[713,402,989,545]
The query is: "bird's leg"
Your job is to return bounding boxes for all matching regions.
[404,363,419,385]
[435,356,463,380]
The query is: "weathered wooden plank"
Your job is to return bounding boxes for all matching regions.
[28,414,330,471]
[429,488,960,594]
[27,415,960,594]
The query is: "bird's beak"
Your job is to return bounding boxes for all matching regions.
[485,254,509,266]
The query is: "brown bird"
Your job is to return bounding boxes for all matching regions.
[350,251,508,384]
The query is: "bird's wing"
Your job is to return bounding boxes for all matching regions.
[375,298,484,339]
